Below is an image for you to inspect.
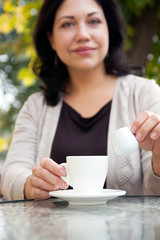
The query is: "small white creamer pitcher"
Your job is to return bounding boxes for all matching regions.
[110,127,138,157]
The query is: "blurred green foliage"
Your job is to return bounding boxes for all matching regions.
[117,0,160,85]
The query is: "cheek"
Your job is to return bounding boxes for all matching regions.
[102,29,109,44]
[55,33,72,48]
[101,25,109,46]
[96,35,109,50]
[55,34,72,52]
[93,27,109,47]
[54,37,72,63]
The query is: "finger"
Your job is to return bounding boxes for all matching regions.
[150,122,160,140]
[131,110,152,134]
[135,114,160,142]
[32,166,68,190]
[40,158,66,177]
[31,176,60,191]
[31,186,50,200]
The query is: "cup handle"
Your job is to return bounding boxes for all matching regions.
[60,163,72,186]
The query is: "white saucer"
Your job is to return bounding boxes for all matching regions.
[49,189,126,205]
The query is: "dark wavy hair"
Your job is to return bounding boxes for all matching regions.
[32,0,130,106]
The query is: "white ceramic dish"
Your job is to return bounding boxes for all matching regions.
[49,189,126,205]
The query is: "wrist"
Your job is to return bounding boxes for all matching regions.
[152,154,160,177]
[24,175,32,199]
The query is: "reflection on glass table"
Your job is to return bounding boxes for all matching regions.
[0,196,160,240]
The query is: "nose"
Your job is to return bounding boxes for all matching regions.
[75,23,91,42]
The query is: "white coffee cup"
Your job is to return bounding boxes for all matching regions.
[60,156,108,194]
[110,127,138,157]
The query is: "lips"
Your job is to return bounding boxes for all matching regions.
[73,46,95,56]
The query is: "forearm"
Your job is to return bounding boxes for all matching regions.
[1,166,32,200]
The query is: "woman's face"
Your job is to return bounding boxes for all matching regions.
[49,0,109,72]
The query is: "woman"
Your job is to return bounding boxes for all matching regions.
[1,0,160,200]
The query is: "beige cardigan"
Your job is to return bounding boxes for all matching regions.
[1,74,160,200]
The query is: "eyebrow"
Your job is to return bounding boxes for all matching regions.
[57,12,101,22]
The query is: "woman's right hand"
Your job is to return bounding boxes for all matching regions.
[24,158,68,200]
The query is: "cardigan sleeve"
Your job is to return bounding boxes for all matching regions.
[134,77,160,194]
[1,92,45,200]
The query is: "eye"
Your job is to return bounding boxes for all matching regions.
[89,19,101,25]
[61,22,74,28]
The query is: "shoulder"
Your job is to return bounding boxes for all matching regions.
[26,91,46,105]
[19,92,62,122]
[16,91,47,124]
[116,74,160,113]
[117,74,160,93]
[22,91,47,112]
[119,74,158,86]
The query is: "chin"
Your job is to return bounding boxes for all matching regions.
[71,62,103,71]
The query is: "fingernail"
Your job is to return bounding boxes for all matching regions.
[62,182,68,189]
[151,132,157,139]
[60,170,66,176]
[136,133,142,141]
[131,127,137,134]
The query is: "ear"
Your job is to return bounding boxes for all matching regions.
[47,31,56,50]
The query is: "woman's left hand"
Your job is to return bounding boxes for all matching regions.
[131,110,160,176]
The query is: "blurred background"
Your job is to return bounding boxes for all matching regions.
[0,0,160,165]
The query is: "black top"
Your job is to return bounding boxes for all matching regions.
[50,100,112,164]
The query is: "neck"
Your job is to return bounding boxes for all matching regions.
[66,64,108,93]
[63,65,117,118]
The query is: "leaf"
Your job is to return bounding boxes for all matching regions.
[0,137,9,152]
[0,13,16,33]
[3,0,15,13]
[17,67,36,87]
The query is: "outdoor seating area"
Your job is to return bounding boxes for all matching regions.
[0,1,160,239]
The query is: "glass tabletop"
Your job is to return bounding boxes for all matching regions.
[0,195,160,240]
